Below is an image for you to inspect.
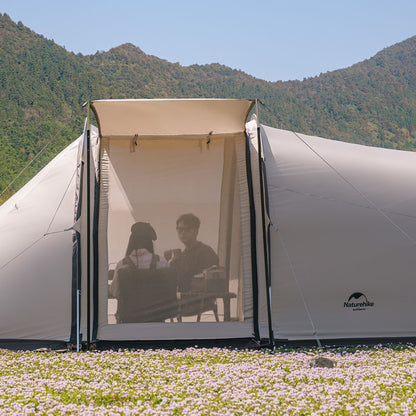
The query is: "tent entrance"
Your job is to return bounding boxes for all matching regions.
[96,134,254,340]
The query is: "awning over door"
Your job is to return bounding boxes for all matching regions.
[90,99,254,139]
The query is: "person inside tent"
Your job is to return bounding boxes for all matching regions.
[165,213,219,292]
[109,222,168,300]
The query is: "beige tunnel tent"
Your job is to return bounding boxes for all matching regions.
[0,98,416,349]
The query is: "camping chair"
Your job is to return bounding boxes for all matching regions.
[177,293,219,322]
[176,267,230,322]
[114,266,178,323]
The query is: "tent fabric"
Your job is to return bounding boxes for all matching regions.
[90,99,254,139]
[245,119,269,339]
[0,138,81,341]
[262,126,416,340]
[75,125,100,343]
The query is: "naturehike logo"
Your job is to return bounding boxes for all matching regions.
[344,292,374,311]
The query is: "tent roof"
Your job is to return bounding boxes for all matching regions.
[90,99,254,139]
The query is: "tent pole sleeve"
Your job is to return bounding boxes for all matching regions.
[77,289,81,352]
[86,103,91,349]
[245,134,260,342]
[92,136,100,342]
[71,229,82,348]
[256,100,275,348]
[71,118,87,349]
[262,154,273,340]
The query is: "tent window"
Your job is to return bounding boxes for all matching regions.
[100,136,249,324]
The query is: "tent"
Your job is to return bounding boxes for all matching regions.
[0,98,415,350]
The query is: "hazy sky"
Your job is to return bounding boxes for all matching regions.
[2,0,416,81]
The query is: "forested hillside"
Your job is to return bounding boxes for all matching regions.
[1,12,416,202]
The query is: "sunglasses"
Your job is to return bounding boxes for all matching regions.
[176,226,194,233]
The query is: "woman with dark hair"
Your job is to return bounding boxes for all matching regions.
[123,222,167,269]
[125,222,156,256]
[110,222,167,299]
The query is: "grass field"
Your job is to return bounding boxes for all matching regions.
[0,345,415,415]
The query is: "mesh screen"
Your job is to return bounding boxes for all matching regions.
[101,136,249,324]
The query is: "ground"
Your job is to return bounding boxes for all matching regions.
[0,345,415,415]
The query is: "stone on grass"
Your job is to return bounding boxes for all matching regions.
[54,349,69,354]
[308,356,335,368]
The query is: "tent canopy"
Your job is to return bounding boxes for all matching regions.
[91,99,255,139]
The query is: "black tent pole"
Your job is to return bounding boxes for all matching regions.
[255,100,275,349]
[86,102,91,350]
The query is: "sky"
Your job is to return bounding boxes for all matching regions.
[2,0,416,82]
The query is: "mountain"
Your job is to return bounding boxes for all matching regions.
[0,14,105,201]
[277,37,416,149]
[1,12,416,202]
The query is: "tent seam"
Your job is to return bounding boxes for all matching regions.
[45,167,78,235]
[293,132,416,246]
[274,225,322,348]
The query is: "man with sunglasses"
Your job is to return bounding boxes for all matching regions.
[165,213,218,292]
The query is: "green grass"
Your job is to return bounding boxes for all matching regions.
[0,345,415,415]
